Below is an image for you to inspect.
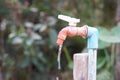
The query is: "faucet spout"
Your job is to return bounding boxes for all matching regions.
[56,25,88,45]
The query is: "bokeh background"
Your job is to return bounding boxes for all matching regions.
[0,0,120,80]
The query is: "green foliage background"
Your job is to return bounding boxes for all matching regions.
[0,0,118,80]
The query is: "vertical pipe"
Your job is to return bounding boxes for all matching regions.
[87,26,98,80]
[88,49,97,80]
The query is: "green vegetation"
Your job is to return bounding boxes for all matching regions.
[0,0,119,80]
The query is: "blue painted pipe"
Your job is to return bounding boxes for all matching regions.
[87,27,98,49]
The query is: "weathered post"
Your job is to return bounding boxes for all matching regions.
[73,53,88,80]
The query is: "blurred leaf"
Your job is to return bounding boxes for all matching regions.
[97,70,114,80]
[12,37,23,44]
[33,24,47,32]
[104,49,111,68]
[5,72,11,80]
[30,7,38,12]
[32,58,44,72]
[0,1,10,18]
[98,27,120,43]
[25,38,34,46]
[63,46,72,62]
[112,26,120,35]
[31,32,42,40]
[8,32,16,38]
[21,57,30,68]
[98,40,111,49]
[97,57,106,70]
[46,16,57,26]
[37,52,47,64]
[49,28,57,47]
[18,33,28,38]
[63,46,73,70]
[24,50,30,56]
[13,0,18,4]
[68,61,73,70]
[0,19,7,31]
[18,26,26,33]
[24,22,34,28]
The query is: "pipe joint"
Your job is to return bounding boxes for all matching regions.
[87,27,98,49]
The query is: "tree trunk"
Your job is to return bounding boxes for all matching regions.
[115,0,120,80]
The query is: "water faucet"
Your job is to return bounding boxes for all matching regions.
[56,14,98,49]
[56,25,87,45]
[56,15,99,80]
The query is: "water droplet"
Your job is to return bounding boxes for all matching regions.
[56,76,59,80]
[57,45,62,70]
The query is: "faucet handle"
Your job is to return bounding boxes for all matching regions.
[58,14,80,26]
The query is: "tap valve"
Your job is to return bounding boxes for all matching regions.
[58,14,80,26]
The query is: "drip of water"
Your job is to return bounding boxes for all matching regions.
[56,76,59,80]
[56,45,62,80]
[57,45,62,70]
